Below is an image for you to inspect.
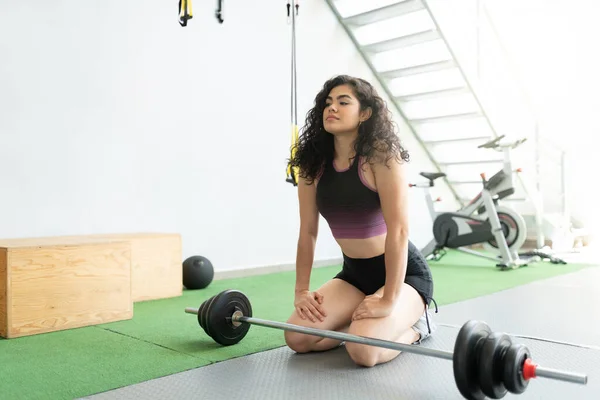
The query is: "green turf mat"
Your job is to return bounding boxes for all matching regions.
[0,326,204,400]
[98,267,326,363]
[0,250,594,400]
[99,251,593,357]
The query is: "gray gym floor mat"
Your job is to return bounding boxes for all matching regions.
[433,266,600,348]
[83,324,598,400]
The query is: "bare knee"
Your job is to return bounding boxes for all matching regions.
[346,323,381,367]
[284,330,316,353]
[345,342,380,368]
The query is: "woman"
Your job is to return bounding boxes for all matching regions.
[285,75,437,368]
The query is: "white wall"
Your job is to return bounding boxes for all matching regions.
[0,0,436,272]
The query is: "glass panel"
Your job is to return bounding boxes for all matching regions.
[427,139,502,163]
[388,67,465,95]
[425,0,480,79]
[424,0,538,139]
[412,116,494,141]
[536,144,566,214]
[333,0,404,18]
[371,39,451,71]
[400,92,479,119]
[353,9,434,45]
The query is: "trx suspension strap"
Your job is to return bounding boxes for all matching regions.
[215,0,224,24]
[286,0,300,186]
[178,0,193,27]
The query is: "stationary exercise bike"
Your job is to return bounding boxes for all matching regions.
[411,136,564,269]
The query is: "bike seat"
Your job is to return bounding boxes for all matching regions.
[420,172,447,181]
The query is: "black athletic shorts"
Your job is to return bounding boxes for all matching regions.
[333,240,435,307]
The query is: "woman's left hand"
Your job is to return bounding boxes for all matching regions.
[351,294,395,321]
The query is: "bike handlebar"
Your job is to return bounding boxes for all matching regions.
[478,134,527,151]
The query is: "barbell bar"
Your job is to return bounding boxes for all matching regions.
[185,289,588,400]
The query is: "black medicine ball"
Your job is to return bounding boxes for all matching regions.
[182,255,214,290]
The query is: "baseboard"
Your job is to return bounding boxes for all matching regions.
[213,257,343,280]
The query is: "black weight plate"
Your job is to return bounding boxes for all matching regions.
[207,289,252,346]
[503,344,531,394]
[197,294,219,336]
[205,292,229,340]
[197,294,211,332]
[478,332,512,399]
[200,293,223,338]
[453,320,492,400]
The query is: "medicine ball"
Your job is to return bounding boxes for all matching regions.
[182,255,214,290]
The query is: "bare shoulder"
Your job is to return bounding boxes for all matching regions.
[369,152,409,229]
[368,151,406,189]
[297,173,317,197]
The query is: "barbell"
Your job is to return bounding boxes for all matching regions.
[185,289,588,400]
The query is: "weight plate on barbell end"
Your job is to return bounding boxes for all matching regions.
[197,294,214,332]
[197,294,219,336]
[453,320,492,400]
[207,289,253,346]
[204,292,228,340]
[478,332,512,399]
[503,343,531,394]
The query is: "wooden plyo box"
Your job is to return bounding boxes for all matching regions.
[78,233,183,302]
[0,237,133,339]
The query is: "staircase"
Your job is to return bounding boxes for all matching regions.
[325,0,574,248]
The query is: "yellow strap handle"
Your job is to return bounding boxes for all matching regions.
[286,1,300,187]
[286,124,299,186]
[179,0,193,27]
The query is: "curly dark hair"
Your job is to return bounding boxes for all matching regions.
[290,75,410,184]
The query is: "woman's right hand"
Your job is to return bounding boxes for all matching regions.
[294,289,327,323]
